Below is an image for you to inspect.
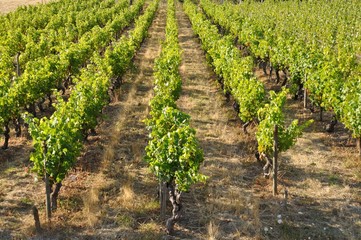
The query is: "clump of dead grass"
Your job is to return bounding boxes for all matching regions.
[207,221,220,240]
[83,187,100,227]
[137,221,163,240]
[117,183,135,209]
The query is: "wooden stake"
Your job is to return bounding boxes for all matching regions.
[42,142,51,221]
[273,125,278,196]
[303,88,307,109]
[32,206,42,233]
[160,182,167,218]
[45,174,51,221]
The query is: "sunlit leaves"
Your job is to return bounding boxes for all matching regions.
[145,0,205,192]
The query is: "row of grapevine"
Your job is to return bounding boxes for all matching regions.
[0,0,118,82]
[0,0,145,148]
[0,0,117,34]
[183,0,308,190]
[23,0,160,220]
[145,0,205,233]
[200,0,361,154]
[0,0,128,94]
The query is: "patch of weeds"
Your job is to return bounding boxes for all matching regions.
[116,214,135,228]
[142,199,159,212]
[130,62,140,74]
[137,221,163,240]
[299,181,310,189]
[345,157,361,180]
[4,167,17,175]
[295,196,318,206]
[19,197,33,207]
[280,222,301,240]
[135,199,159,217]
[328,174,341,185]
[59,196,83,212]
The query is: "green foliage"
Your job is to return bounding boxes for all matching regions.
[20,0,158,186]
[340,73,361,138]
[200,0,361,141]
[0,0,139,145]
[256,89,312,155]
[24,108,82,185]
[145,0,205,192]
[145,107,206,192]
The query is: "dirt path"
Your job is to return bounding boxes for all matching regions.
[0,0,52,14]
[173,3,262,239]
[71,1,168,238]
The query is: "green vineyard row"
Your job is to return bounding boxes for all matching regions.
[200,0,361,144]
[145,0,205,193]
[0,0,144,148]
[145,0,205,232]
[23,0,159,216]
[184,0,307,162]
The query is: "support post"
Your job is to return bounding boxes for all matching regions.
[2,123,10,149]
[42,142,51,221]
[273,125,278,196]
[160,182,167,218]
[32,206,42,233]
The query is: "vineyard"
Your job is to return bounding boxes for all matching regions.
[0,0,361,239]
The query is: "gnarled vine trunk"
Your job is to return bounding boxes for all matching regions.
[13,117,21,137]
[51,182,62,211]
[2,123,10,149]
[166,183,182,234]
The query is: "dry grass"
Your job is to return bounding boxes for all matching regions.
[207,221,220,240]
[83,184,101,226]
[254,64,361,239]
[1,0,361,239]
[0,0,53,14]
